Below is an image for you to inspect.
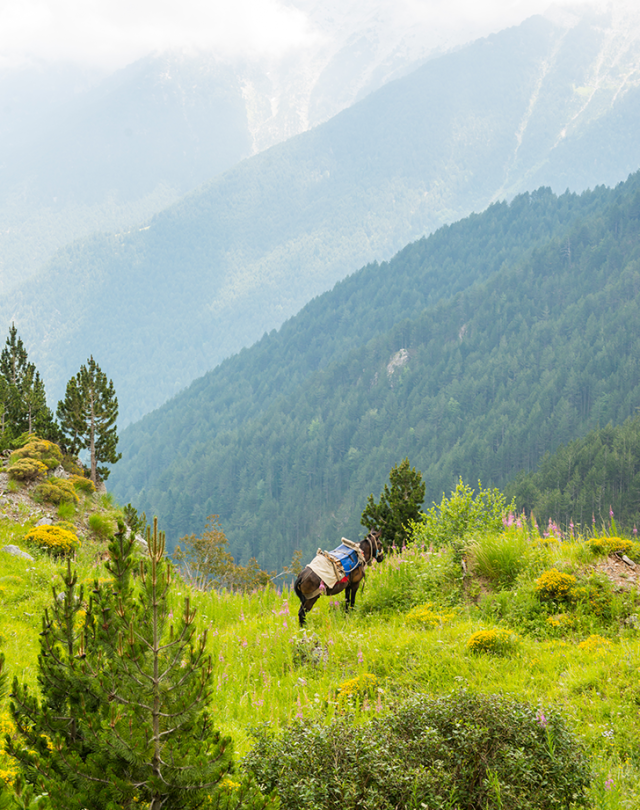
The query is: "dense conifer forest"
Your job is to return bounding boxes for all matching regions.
[111,172,640,568]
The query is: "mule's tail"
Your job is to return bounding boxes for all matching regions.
[293,574,304,604]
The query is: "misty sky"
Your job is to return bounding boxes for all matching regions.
[0,0,611,72]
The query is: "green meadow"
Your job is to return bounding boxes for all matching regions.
[1,506,640,808]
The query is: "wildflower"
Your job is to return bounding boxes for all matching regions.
[536,708,548,729]
[609,506,614,518]
[605,778,614,791]
[634,526,638,536]
[319,581,326,593]
[241,638,248,648]
[357,649,364,664]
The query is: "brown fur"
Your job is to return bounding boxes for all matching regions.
[293,531,383,626]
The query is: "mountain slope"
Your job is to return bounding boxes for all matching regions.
[6,11,640,423]
[110,172,640,567]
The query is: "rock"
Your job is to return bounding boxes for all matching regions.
[52,465,70,479]
[36,516,54,527]
[136,534,149,553]
[621,554,637,569]
[2,545,34,561]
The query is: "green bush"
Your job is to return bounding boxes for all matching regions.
[34,478,79,506]
[246,692,590,810]
[69,474,96,495]
[10,438,62,471]
[7,458,48,481]
[419,479,514,553]
[467,627,519,655]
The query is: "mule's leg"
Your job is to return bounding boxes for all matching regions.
[299,595,320,627]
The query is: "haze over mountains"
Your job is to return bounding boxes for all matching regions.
[4,5,640,426]
[0,0,463,292]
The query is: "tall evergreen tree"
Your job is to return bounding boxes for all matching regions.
[57,356,121,483]
[361,458,426,549]
[7,520,276,810]
[0,324,55,442]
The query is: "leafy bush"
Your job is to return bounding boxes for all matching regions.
[34,478,79,506]
[419,479,514,553]
[535,569,577,602]
[68,475,96,495]
[7,458,48,481]
[358,545,462,614]
[245,692,590,810]
[467,628,519,655]
[24,525,80,555]
[10,438,62,471]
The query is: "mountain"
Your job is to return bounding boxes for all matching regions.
[109,172,640,567]
[5,10,640,425]
[0,0,456,291]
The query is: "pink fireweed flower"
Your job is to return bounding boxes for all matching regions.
[319,581,326,593]
[357,649,364,664]
[609,506,614,518]
[241,638,248,648]
[536,708,548,728]
[634,526,638,536]
[605,778,614,791]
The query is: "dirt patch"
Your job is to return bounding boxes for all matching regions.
[592,554,640,592]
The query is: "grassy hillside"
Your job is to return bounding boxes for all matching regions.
[1,482,640,807]
[6,14,640,422]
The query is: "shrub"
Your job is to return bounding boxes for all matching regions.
[467,628,519,655]
[245,692,590,810]
[10,438,62,470]
[7,457,48,481]
[587,537,640,560]
[405,602,456,628]
[24,525,80,555]
[535,569,577,602]
[420,479,514,552]
[69,474,96,495]
[34,478,79,506]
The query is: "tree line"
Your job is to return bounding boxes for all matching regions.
[0,324,120,484]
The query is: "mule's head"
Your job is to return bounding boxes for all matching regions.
[365,530,384,565]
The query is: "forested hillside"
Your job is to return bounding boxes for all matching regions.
[5,12,640,422]
[111,172,640,568]
[506,414,640,531]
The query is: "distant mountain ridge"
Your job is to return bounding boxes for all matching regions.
[110,172,640,567]
[5,10,640,424]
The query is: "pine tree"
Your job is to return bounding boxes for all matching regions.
[361,457,426,549]
[7,520,276,810]
[56,356,121,483]
[0,324,55,442]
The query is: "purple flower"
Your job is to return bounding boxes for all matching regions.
[357,650,364,664]
[536,708,548,729]
[634,526,638,536]
[241,638,248,648]
[604,777,614,791]
[609,506,614,518]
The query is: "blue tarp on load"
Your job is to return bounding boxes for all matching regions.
[328,543,360,575]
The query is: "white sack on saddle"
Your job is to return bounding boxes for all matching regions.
[307,553,342,589]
